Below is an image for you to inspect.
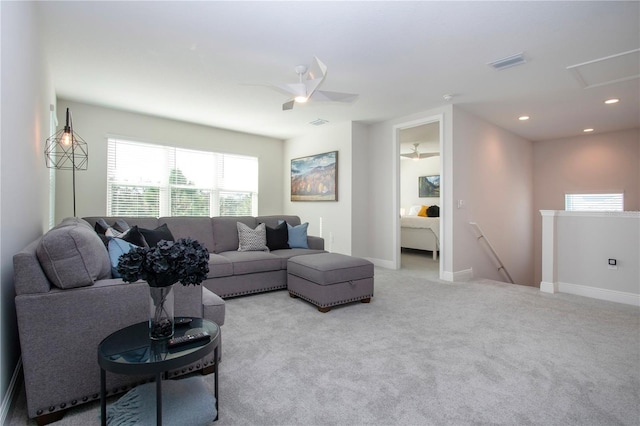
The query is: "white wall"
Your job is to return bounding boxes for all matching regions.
[450,107,534,285]
[533,128,640,286]
[0,0,55,414]
[55,100,285,222]
[400,157,440,214]
[284,122,353,255]
[366,106,452,272]
[541,211,639,306]
[351,122,370,258]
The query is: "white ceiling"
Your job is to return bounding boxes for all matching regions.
[37,1,639,142]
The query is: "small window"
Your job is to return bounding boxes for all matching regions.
[565,193,624,212]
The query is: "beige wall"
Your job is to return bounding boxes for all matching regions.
[533,128,640,285]
[55,100,285,222]
[451,107,534,286]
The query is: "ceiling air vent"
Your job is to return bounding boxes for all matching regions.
[488,53,527,70]
[309,119,329,126]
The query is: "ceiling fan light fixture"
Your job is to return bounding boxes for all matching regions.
[294,95,308,103]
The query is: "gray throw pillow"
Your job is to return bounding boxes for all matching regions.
[237,222,268,252]
[37,223,111,289]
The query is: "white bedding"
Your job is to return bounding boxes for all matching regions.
[400,216,440,242]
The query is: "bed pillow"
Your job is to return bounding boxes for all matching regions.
[427,205,440,217]
[417,205,429,217]
[237,222,268,252]
[408,205,421,216]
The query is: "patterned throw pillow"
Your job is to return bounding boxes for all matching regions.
[237,222,269,252]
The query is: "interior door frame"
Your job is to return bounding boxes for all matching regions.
[392,114,444,277]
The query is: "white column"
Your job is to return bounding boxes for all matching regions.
[540,210,558,293]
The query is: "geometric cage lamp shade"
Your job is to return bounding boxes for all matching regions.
[44,107,88,217]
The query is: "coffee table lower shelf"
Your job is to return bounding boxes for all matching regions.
[97,318,220,426]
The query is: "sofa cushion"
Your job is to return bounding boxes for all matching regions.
[219,251,282,275]
[286,222,309,249]
[237,222,268,252]
[121,225,149,247]
[211,216,257,253]
[265,222,289,251]
[36,223,111,289]
[108,238,140,278]
[160,217,216,252]
[139,223,175,247]
[207,254,233,278]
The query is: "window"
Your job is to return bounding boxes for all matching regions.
[565,193,624,212]
[107,138,258,217]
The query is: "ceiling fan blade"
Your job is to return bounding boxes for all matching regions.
[282,99,295,111]
[276,82,307,97]
[306,57,327,82]
[418,153,440,159]
[311,90,359,103]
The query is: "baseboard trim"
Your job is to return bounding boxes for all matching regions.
[557,282,640,306]
[540,281,557,293]
[366,257,395,269]
[442,268,474,282]
[1,356,22,425]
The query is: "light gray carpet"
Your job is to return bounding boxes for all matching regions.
[8,264,639,425]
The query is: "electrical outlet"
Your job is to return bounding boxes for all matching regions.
[608,259,618,270]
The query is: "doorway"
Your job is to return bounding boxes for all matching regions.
[393,116,443,279]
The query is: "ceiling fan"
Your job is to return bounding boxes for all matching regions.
[268,57,358,110]
[400,143,439,160]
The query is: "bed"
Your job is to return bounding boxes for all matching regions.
[400,215,440,260]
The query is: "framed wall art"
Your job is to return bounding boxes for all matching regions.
[291,151,338,201]
[418,175,440,197]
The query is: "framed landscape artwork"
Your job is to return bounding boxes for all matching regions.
[419,175,440,197]
[291,151,338,201]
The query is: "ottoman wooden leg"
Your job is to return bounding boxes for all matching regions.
[318,306,331,313]
[361,298,371,304]
[289,292,298,298]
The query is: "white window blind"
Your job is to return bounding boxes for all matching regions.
[565,193,624,212]
[107,138,258,217]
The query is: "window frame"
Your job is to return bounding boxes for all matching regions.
[107,138,258,217]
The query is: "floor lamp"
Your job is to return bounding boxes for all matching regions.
[44,108,88,217]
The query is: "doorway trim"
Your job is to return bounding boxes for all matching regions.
[392,114,444,278]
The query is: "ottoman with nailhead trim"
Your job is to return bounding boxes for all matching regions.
[287,253,374,312]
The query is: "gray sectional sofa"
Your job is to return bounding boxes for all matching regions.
[13,214,324,424]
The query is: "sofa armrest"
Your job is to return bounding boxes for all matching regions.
[307,235,324,250]
[15,279,205,418]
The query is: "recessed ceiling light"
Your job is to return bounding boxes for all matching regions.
[583,128,594,133]
[604,98,620,104]
[518,115,530,121]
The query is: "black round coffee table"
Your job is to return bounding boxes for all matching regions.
[98,317,219,426]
